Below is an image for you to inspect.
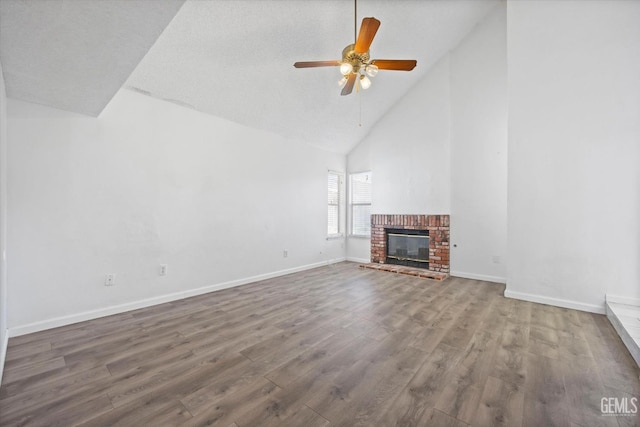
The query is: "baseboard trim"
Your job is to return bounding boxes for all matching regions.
[0,329,8,386]
[450,271,506,284]
[504,289,605,314]
[346,257,370,264]
[8,259,345,338]
[606,294,640,307]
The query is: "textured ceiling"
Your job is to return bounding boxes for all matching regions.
[0,0,185,116]
[0,0,498,153]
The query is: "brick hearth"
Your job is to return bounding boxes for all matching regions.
[370,214,450,274]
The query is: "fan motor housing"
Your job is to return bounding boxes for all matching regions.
[341,43,370,72]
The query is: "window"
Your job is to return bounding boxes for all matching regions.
[350,171,372,236]
[327,171,343,236]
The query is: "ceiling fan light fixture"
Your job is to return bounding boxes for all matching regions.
[339,62,354,76]
[364,64,378,78]
[360,75,371,90]
[292,9,416,96]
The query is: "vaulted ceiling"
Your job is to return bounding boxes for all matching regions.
[0,0,186,116]
[0,0,499,153]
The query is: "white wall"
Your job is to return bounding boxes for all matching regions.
[367,57,453,217]
[346,55,451,261]
[5,0,636,346]
[347,4,507,280]
[450,5,507,282]
[506,0,640,312]
[7,89,345,333]
[0,60,8,382]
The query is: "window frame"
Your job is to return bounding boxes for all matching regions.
[349,171,372,238]
[327,170,344,239]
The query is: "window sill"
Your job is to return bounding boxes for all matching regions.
[349,234,371,239]
[326,234,344,240]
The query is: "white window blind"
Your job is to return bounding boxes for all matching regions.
[328,171,341,236]
[350,171,372,236]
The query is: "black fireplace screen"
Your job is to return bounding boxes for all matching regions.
[386,229,430,269]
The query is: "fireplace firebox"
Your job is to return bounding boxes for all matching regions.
[386,229,430,269]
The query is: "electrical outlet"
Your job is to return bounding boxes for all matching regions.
[283,250,288,258]
[105,273,115,286]
[159,264,167,276]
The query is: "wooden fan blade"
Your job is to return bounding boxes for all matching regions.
[354,17,381,53]
[341,73,357,96]
[371,59,417,71]
[293,61,341,68]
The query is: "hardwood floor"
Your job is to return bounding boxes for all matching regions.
[1,262,638,426]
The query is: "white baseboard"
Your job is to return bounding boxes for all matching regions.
[450,271,506,284]
[606,294,640,307]
[504,289,605,314]
[346,257,370,264]
[8,259,345,338]
[0,329,8,386]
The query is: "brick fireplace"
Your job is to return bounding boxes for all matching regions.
[369,214,450,277]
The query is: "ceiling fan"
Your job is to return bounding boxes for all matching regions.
[293,3,417,96]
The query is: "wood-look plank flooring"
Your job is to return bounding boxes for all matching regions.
[1,262,639,426]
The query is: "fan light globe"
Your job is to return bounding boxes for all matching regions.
[340,62,353,76]
[365,64,379,78]
[360,75,371,90]
[338,76,348,87]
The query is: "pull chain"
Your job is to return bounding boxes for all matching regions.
[359,91,362,127]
